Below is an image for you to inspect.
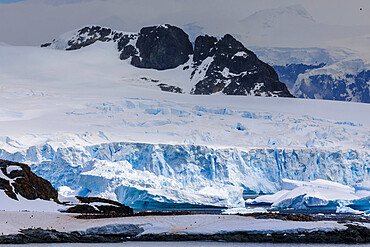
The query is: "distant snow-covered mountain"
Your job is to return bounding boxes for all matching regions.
[240,5,370,103]
[252,46,370,103]
[240,5,370,48]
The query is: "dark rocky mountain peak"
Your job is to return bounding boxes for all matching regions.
[45,24,293,97]
[132,24,193,70]
[66,25,125,51]
[193,35,218,64]
[191,34,292,96]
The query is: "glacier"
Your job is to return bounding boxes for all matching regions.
[0,142,368,209]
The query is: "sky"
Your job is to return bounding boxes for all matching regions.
[0,0,369,46]
[0,0,23,3]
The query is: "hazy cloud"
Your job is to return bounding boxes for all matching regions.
[0,0,369,46]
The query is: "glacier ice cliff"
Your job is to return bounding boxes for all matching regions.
[0,142,368,209]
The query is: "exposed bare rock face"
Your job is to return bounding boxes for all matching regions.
[191,34,292,96]
[0,159,134,215]
[65,196,134,215]
[132,24,193,70]
[0,159,59,202]
[46,24,293,97]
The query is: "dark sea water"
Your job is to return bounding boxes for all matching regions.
[2,242,370,247]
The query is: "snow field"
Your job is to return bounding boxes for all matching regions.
[0,212,348,236]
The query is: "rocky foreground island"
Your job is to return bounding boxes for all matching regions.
[0,159,370,244]
[0,212,369,244]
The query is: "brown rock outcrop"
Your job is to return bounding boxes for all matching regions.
[0,159,59,202]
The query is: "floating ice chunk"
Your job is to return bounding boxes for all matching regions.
[247,179,370,212]
[246,190,290,205]
[222,207,267,215]
[354,181,370,192]
[226,185,245,208]
[58,186,79,204]
[336,205,363,214]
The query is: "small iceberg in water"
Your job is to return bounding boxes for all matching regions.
[222,207,268,215]
[246,179,370,213]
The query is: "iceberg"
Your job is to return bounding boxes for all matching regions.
[336,205,363,214]
[247,179,370,212]
[222,207,268,215]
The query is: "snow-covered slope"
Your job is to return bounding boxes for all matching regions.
[0,212,348,237]
[0,37,369,209]
[0,190,59,212]
[0,160,60,212]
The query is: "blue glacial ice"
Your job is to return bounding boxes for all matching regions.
[0,142,368,209]
[246,179,370,212]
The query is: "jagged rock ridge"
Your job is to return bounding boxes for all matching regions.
[0,159,59,202]
[45,24,293,97]
[192,34,290,96]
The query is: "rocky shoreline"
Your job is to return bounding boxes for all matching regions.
[137,224,370,243]
[0,222,369,244]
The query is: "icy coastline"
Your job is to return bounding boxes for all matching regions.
[0,142,368,209]
[1,212,370,244]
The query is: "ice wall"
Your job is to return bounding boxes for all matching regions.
[0,142,368,209]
